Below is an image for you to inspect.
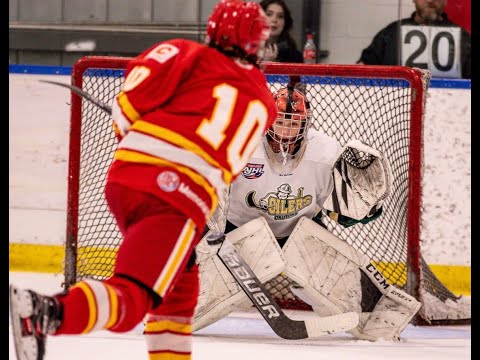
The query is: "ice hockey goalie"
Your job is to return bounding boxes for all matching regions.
[193,216,421,341]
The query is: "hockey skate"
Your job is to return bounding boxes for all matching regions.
[9,284,62,360]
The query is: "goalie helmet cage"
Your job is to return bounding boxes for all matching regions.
[64,56,469,325]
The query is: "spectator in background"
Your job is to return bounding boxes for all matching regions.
[357,0,471,79]
[260,0,303,63]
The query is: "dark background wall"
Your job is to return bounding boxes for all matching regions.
[9,0,321,66]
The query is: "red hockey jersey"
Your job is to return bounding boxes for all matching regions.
[107,39,277,228]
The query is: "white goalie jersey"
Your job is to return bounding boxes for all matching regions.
[227,130,342,239]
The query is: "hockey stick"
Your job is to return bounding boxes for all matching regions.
[39,79,112,115]
[206,232,359,340]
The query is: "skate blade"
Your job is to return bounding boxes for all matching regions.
[9,284,40,360]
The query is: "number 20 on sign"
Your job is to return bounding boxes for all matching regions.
[401,25,461,78]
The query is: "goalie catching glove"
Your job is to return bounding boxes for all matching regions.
[283,216,421,341]
[323,139,392,221]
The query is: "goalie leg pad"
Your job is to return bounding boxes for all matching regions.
[193,217,285,331]
[349,262,422,341]
[283,216,421,341]
[349,285,421,341]
[283,216,365,316]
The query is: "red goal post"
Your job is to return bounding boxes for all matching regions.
[64,56,469,325]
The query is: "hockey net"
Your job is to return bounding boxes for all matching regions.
[64,56,470,324]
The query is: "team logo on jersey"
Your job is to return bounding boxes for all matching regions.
[242,163,265,179]
[157,170,180,192]
[245,183,313,220]
[156,170,210,221]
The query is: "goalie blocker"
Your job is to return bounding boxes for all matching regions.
[193,216,420,341]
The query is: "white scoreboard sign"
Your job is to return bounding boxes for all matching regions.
[401,25,461,78]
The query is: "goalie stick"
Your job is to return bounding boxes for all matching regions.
[39,79,112,115]
[206,232,359,340]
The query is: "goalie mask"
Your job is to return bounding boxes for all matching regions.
[206,0,270,63]
[264,86,312,175]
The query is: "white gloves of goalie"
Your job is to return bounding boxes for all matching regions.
[323,139,392,220]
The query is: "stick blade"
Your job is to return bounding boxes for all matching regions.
[38,79,112,115]
[38,79,69,87]
[305,311,359,338]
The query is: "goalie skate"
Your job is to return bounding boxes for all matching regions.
[9,285,61,360]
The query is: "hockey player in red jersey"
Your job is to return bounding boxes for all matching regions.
[9,1,277,359]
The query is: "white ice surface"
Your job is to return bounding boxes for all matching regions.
[9,272,470,360]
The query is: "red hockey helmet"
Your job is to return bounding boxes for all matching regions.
[206,0,270,57]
